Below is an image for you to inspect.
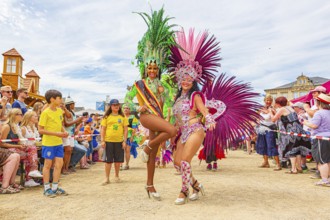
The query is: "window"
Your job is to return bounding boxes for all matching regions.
[293,92,299,98]
[6,58,16,73]
[281,93,288,98]
[300,91,308,96]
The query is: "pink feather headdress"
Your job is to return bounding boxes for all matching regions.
[169,28,221,86]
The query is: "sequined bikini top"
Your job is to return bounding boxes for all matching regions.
[173,94,191,128]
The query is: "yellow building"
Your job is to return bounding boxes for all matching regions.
[264,74,329,100]
[1,48,45,106]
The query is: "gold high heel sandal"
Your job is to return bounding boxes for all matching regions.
[145,185,161,201]
[189,180,205,201]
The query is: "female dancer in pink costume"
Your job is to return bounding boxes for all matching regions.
[170,29,261,205]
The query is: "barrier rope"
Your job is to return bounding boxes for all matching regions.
[0,134,101,143]
[271,130,330,141]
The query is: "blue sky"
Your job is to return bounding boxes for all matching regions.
[1,0,329,109]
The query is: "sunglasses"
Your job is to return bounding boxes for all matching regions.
[16,113,23,116]
[3,91,13,93]
[23,91,28,94]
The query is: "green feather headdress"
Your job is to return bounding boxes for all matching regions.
[134,7,177,79]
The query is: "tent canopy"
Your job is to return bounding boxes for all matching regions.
[291,80,330,103]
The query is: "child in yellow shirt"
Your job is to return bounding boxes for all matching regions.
[101,99,128,184]
[38,90,69,198]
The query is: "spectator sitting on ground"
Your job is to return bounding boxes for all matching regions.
[0,123,21,194]
[0,109,26,190]
[20,111,43,187]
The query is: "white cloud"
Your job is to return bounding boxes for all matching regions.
[1,0,330,109]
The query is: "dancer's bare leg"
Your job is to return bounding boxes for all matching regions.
[173,140,184,169]
[140,114,176,153]
[146,131,159,192]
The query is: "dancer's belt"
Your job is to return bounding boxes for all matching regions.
[135,80,163,118]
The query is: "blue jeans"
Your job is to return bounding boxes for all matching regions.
[86,141,93,157]
[69,146,86,167]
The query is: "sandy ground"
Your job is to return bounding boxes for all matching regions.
[1,149,330,220]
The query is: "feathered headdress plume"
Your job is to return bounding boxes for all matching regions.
[168,28,221,86]
[135,7,177,79]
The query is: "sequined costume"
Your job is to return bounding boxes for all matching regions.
[173,92,205,144]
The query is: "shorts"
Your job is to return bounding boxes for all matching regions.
[42,145,64,160]
[312,139,330,164]
[62,136,74,147]
[104,142,124,163]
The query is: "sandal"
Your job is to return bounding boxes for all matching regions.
[285,170,298,174]
[11,183,24,190]
[0,186,19,194]
[259,164,270,168]
[273,166,282,171]
[80,165,89,169]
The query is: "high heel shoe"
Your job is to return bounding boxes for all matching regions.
[145,185,161,201]
[189,180,205,201]
[174,190,189,205]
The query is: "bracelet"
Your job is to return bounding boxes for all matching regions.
[205,114,216,129]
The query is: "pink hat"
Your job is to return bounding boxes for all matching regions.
[310,86,326,93]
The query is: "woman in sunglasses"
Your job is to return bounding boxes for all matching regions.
[0,86,13,121]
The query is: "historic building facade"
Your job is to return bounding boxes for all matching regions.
[1,48,45,106]
[264,74,329,101]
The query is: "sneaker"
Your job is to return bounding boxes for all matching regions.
[301,165,308,173]
[28,170,43,178]
[44,188,56,198]
[54,187,68,196]
[310,172,321,179]
[206,164,212,170]
[315,180,330,187]
[24,179,40,187]
[212,163,218,171]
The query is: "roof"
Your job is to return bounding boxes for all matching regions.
[25,70,40,78]
[2,48,24,60]
[272,76,329,89]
